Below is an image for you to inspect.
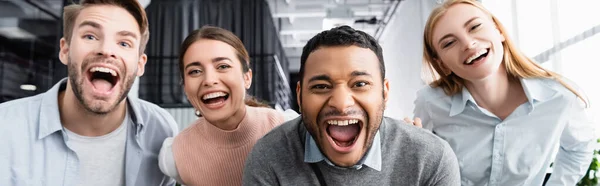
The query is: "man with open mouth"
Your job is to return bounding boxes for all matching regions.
[243,26,460,186]
[0,0,178,185]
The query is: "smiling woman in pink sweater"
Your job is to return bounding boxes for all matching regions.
[157,26,297,186]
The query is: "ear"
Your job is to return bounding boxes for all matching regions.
[435,58,452,76]
[244,69,253,89]
[383,78,390,103]
[137,54,147,76]
[296,81,302,111]
[58,38,69,65]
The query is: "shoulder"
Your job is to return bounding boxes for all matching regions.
[253,117,302,151]
[382,117,450,151]
[0,94,43,124]
[415,85,448,103]
[174,119,202,141]
[131,98,179,136]
[527,77,585,103]
[247,106,286,127]
[0,94,43,113]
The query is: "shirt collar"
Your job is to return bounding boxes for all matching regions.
[521,78,557,104]
[303,128,382,171]
[449,87,474,117]
[38,78,145,140]
[38,78,67,140]
[448,78,557,117]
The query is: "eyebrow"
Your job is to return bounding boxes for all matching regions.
[117,31,138,40]
[437,17,480,44]
[307,71,372,83]
[308,74,331,83]
[351,71,372,77]
[184,62,201,71]
[183,57,233,70]
[78,20,102,29]
[212,57,232,63]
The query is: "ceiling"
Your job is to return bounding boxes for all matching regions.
[0,0,397,73]
[266,0,401,72]
[0,0,63,62]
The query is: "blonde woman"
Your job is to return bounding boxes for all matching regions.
[411,0,596,185]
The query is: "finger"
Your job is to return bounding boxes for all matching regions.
[413,117,423,128]
[403,117,413,124]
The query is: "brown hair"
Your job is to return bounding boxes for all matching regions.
[179,25,250,82]
[62,0,149,55]
[422,0,588,106]
[179,26,269,108]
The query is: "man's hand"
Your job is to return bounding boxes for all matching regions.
[403,117,422,128]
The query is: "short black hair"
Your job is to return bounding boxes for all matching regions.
[298,25,385,86]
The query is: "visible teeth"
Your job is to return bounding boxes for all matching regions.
[90,67,117,76]
[327,119,359,126]
[202,92,227,100]
[466,49,488,64]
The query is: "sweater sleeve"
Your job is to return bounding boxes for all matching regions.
[428,140,461,186]
[158,138,184,184]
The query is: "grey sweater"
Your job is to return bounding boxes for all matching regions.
[242,117,460,186]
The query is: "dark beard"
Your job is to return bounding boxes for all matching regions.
[68,56,136,115]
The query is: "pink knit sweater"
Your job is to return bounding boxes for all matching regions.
[172,106,284,186]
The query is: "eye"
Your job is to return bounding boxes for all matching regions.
[353,81,370,88]
[470,23,482,31]
[119,41,132,48]
[83,34,97,40]
[442,40,455,48]
[217,64,231,70]
[187,69,203,75]
[311,84,330,90]
[310,84,332,93]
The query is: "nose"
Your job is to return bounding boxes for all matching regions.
[202,68,219,87]
[327,86,355,113]
[462,36,478,51]
[96,40,117,59]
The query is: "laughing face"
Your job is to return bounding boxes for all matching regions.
[432,3,505,81]
[59,5,146,115]
[297,45,389,167]
[182,39,251,125]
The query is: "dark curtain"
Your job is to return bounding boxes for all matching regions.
[0,0,65,104]
[140,0,291,109]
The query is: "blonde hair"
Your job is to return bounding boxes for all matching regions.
[422,0,588,107]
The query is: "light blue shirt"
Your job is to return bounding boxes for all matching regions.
[304,128,382,171]
[414,78,597,186]
[0,78,179,186]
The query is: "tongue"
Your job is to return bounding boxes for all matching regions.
[328,124,360,142]
[205,97,226,104]
[91,79,113,92]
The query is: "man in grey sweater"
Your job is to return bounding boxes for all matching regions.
[242,25,460,186]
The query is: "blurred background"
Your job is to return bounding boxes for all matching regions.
[1,0,599,184]
[0,0,597,130]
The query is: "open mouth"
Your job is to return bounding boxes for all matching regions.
[201,91,230,105]
[326,119,362,149]
[464,48,489,65]
[87,66,119,93]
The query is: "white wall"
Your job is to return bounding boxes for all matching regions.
[483,0,600,124]
[127,0,151,99]
[379,0,439,120]
[165,107,198,131]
